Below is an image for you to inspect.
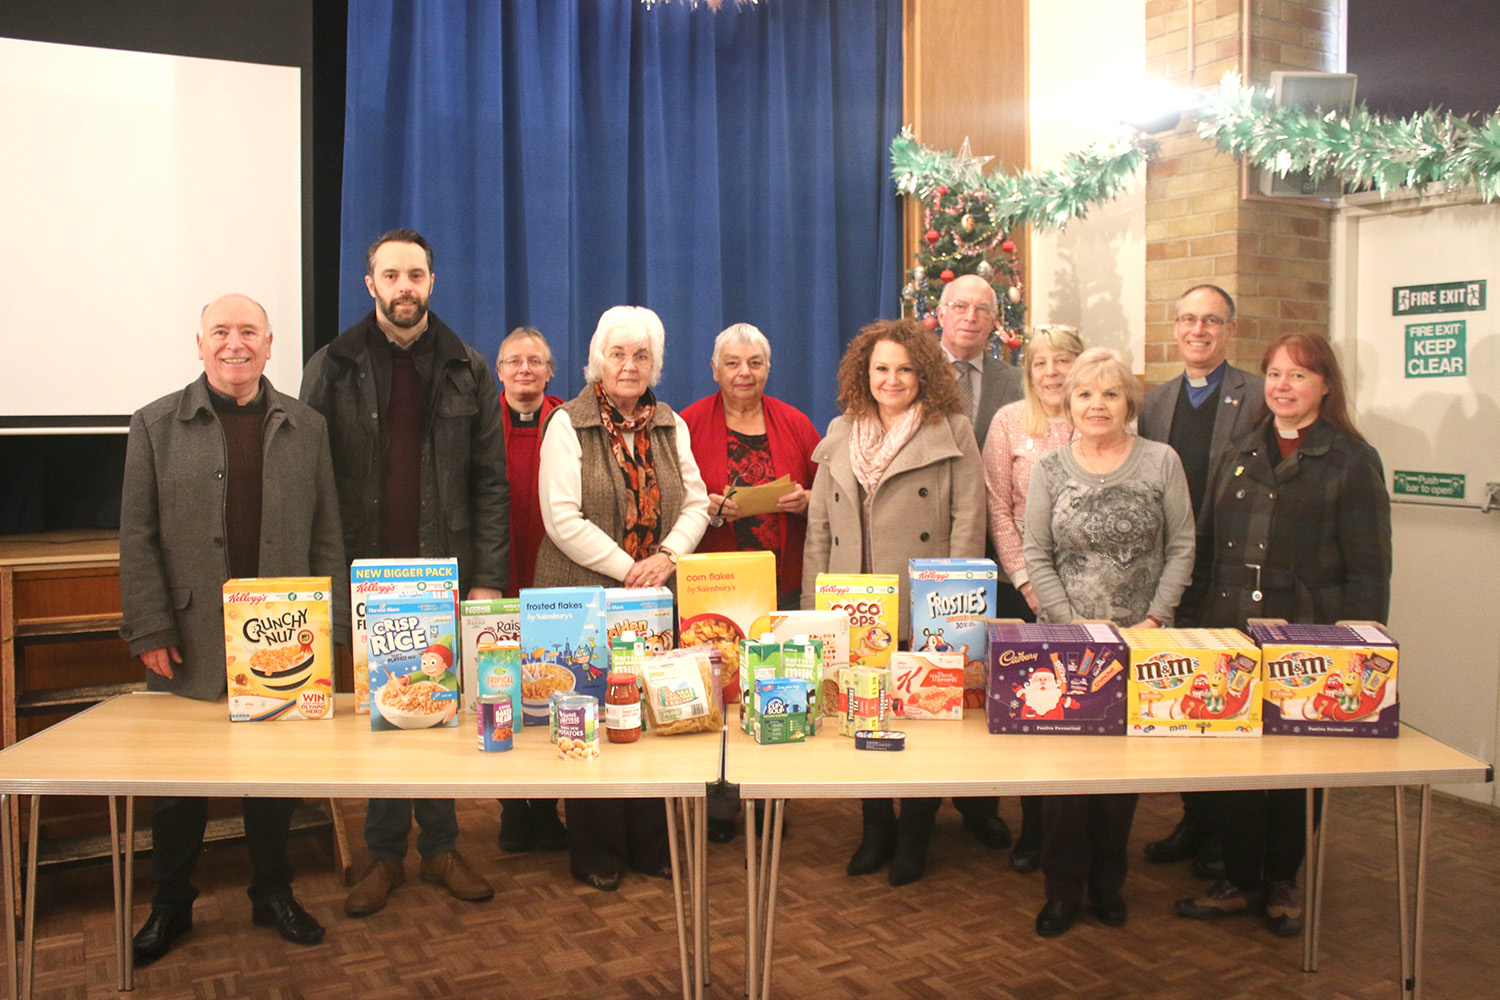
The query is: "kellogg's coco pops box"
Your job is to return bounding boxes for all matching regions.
[223,577,335,722]
[1123,628,1263,737]
[985,622,1127,735]
[365,595,461,731]
[460,598,520,715]
[676,551,776,704]
[350,558,458,714]
[1250,621,1399,738]
[908,558,997,709]
[518,587,608,726]
[815,574,899,671]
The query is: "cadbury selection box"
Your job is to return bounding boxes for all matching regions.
[985,622,1127,735]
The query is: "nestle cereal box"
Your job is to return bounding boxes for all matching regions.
[459,598,520,714]
[748,610,849,718]
[518,587,608,726]
[223,577,335,722]
[1250,621,1399,738]
[676,551,777,704]
[909,558,998,709]
[605,587,676,655]
[889,650,964,721]
[365,595,461,732]
[1123,628,1263,737]
[350,558,459,714]
[985,622,1127,735]
[815,574,899,671]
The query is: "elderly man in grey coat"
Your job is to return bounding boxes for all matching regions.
[119,293,347,966]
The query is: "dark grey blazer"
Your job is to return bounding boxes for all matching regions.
[973,352,1025,450]
[1139,364,1265,482]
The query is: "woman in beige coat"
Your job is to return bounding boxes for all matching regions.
[802,317,986,886]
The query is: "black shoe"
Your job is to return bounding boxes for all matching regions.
[498,801,534,853]
[962,813,1013,850]
[1190,840,1226,879]
[1010,846,1041,874]
[132,906,192,967]
[577,870,621,892]
[1035,899,1079,938]
[846,832,895,876]
[251,896,325,946]
[707,818,736,843]
[1091,894,1128,927]
[887,842,928,887]
[1143,820,1203,864]
[531,805,569,851]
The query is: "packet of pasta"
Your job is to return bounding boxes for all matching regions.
[640,648,724,735]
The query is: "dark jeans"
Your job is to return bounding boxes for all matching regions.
[1017,795,1044,851]
[1209,788,1320,891]
[363,798,459,861]
[150,796,295,909]
[1041,793,1139,904]
[952,796,1000,821]
[566,798,670,880]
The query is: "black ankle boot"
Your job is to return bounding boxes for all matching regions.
[888,799,938,887]
[847,799,897,876]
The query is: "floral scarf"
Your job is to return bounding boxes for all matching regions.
[849,403,924,497]
[595,381,662,559]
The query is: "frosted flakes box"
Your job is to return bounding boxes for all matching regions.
[365,595,461,731]
[889,650,964,721]
[1250,621,1399,738]
[985,622,1127,735]
[1123,628,1263,737]
[815,574,899,670]
[676,551,776,704]
[350,558,459,714]
[518,587,608,726]
[909,558,998,709]
[604,586,676,659]
[748,610,849,718]
[459,597,520,715]
[223,577,335,722]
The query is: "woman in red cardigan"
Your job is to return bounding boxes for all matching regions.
[680,323,822,611]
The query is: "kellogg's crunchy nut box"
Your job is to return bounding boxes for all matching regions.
[460,598,519,715]
[749,610,848,717]
[889,650,964,721]
[519,587,608,726]
[1250,621,1398,738]
[604,587,676,660]
[815,574,899,671]
[1123,628,1263,737]
[909,558,998,709]
[351,558,459,714]
[986,622,1127,735]
[365,595,461,731]
[677,551,776,704]
[223,577,334,722]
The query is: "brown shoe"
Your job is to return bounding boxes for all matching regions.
[1175,879,1262,920]
[1265,880,1304,936]
[419,850,494,902]
[345,858,404,917]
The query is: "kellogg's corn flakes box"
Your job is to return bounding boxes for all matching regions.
[815,574,899,671]
[460,597,520,714]
[909,558,997,709]
[604,586,676,660]
[365,595,461,731]
[889,650,964,721]
[677,551,777,704]
[223,577,335,722]
[748,610,849,718]
[351,558,459,714]
[1250,621,1398,738]
[986,622,1127,735]
[519,587,608,726]
[1123,628,1263,737]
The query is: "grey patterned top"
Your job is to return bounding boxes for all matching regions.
[1022,436,1196,627]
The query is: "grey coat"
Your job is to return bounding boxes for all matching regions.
[801,412,986,642]
[1139,363,1265,497]
[973,351,1025,450]
[118,375,349,701]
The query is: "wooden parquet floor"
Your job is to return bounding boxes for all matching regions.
[18,787,1500,999]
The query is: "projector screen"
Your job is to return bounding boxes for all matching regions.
[0,37,302,432]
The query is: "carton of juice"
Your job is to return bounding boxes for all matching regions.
[1250,621,1399,737]
[815,574,899,670]
[908,558,998,708]
[747,610,849,718]
[985,622,1127,735]
[223,577,335,722]
[518,587,608,726]
[676,551,777,704]
[365,595,461,731]
[350,558,459,714]
[604,587,676,656]
[1123,628,1263,737]
[459,597,520,715]
[889,650,964,721]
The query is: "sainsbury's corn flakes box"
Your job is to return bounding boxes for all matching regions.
[1123,628,1262,737]
[889,650,964,721]
[604,586,676,664]
[815,574,899,670]
[459,597,520,714]
[365,595,461,731]
[1250,621,1399,737]
[519,587,608,726]
[677,551,776,704]
[350,558,459,714]
[986,622,1127,734]
[223,577,335,721]
[909,558,998,709]
[747,610,849,717]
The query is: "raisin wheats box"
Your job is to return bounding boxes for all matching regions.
[459,597,520,715]
[350,558,459,713]
[1250,621,1399,738]
[1122,628,1263,737]
[909,558,998,709]
[985,622,1127,734]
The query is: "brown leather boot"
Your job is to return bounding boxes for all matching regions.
[345,858,404,917]
[419,850,495,902]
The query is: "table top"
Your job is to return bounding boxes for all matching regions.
[726,714,1494,798]
[0,694,721,799]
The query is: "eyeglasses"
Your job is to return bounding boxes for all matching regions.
[606,348,652,367]
[1174,314,1227,330]
[942,300,996,319]
[500,356,549,370]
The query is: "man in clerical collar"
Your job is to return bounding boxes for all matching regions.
[936,273,1023,450]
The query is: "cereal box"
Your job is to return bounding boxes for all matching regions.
[1250,621,1399,737]
[1123,628,1263,737]
[223,577,335,722]
[815,574,899,670]
[604,586,676,656]
[889,650,964,721]
[838,666,891,737]
[909,558,998,709]
[459,598,520,714]
[350,558,459,714]
[753,678,810,744]
[365,595,461,731]
[518,587,608,726]
[985,622,1127,735]
[677,551,777,704]
[748,610,849,718]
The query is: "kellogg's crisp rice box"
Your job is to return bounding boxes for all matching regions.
[1123,628,1263,737]
[604,587,676,658]
[985,622,1127,735]
[351,558,459,714]
[460,598,520,715]
[677,551,777,704]
[909,558,998,709]
[748,610,849,718]
[889,650,964,721]
[223,577,335,722]
[519,587,608,726]
[1250,621,1399,738]
[815,574,899,671]
[365,595,461,731]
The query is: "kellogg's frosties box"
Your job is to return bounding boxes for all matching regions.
[815,574,899,670]
[909,558,997,709]
[351,558,459,714]
[460,598,520,715]
[1123,628,1263,737]
[1249,621,1399,738]
[223,577,334,722]
[986,622,1126,734]
[677,551,776,704]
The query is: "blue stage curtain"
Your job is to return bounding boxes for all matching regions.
[340,0,902,429]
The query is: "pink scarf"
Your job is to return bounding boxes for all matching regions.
[849,404,924,496]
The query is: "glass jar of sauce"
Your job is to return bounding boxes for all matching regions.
[605,673,642,743]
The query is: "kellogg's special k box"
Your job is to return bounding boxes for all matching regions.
[1250,621,1398,737]
[459,597,520,715]
[1122,628,1263,737]
[223,577,335,722]
[986,622,1127,734]
[350,558,459,713]
[909,558,998,709]
[814,574,899,670]
[519,587,608,725]
[677,551,777,704]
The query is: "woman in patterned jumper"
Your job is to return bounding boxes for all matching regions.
[981,324,1083,874]
[1022,347,1195,937]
